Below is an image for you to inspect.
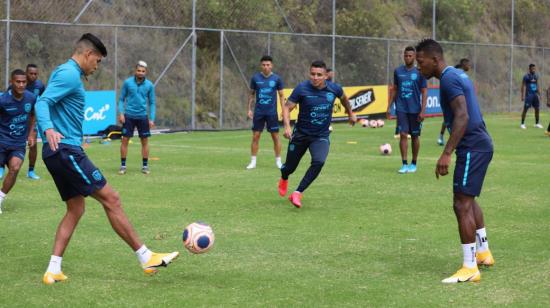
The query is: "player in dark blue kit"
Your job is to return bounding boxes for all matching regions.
[520,64,543,129]
[246,55,285,169]
[25,64,45,180]
[35,33,178,285]
[386,46,427,174]
[277,60,356,208]
[416,39,495,283]
[0,69,37,214]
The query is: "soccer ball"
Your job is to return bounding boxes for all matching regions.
[182,222,215,254]
[376,119,385,127]
[369,120,378,128]
[359,118,369,127]
[329,125,333,132]
[379,143,392,155]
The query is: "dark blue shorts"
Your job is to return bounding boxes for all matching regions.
[252,113,279,132]
[397,112,422,136]
[0,144,26,165]
[524,95,540,109]
[43,144,107,201]
[122,115,151,138]
[453,151,493,197]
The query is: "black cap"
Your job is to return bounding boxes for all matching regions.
[79,33,107,57]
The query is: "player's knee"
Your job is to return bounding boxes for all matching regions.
[453,197,471,215]
[104,191,122,209]
[8,163,22,173]
[311,160,325,168]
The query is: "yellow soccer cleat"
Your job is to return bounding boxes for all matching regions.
[43,272,68,285]
[441,266,480,284]
[476,250,495,266]
[142,251,179,275]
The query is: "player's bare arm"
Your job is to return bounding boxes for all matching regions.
[340,94,356,125]
[521,80,526,101]
[282,100,297,139]
[247,89,255,119]
[387,85,397,119]
[27,113,36,147]
[436,95,468,179]
[278,89,285,118]
[419,87,428,122]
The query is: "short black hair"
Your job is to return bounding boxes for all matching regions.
[327,68,333,73]
[311,60,327,70]
[455,58,470,69]
[529,63,536,68]
[26,63,38,70]
[78,33,107,57]
[415,38,443,57]
[11,69,26,79]
[260,55,273,62]
[404,46,415,53]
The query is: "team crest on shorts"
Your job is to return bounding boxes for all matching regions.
[92,170,103,182]
[326,92,335,102]
[289,144,295,152]
[24,103,32,113]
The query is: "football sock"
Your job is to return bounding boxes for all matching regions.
[135,245,153,265]
[29,165,35,172]
[411,160,417,165]
[462,243,477,268]
[0,190,6,199]
[476,228,489,252]
[439,133,444,139]
[250,156,257,164]
[142,158,148,167]
[121,158,126,167]
[275,156,281,164]
[402,160,407,165]
[47,255,62,274]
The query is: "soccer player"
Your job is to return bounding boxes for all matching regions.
[386,46,428,174]
[415,39,495,283]
[438,58,471,145]
[35,33,178,285]
[246,55,285,169]
[118,60,156,175]
[25,64,46,179]
[326,68,334,82]
[520,64,543,129]
[0,70,37,214]
[277,60,356,208]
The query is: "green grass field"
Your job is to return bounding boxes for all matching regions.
[1,114,549,307]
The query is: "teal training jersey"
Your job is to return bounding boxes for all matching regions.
[35,59,87,147]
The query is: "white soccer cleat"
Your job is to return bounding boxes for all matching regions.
[246,162,256,170]
[520,124,526,129]
[534,123,543,128]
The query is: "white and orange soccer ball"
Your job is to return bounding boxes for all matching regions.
[369,120,378,128]
[379,143,392,155]
[359,118,369,127]
[376,119,385,127]
[182,222,215,254]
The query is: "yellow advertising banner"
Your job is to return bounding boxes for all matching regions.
[277,85,389,121]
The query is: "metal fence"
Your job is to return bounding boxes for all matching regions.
[1,0,548,130]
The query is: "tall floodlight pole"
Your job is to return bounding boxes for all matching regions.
[191,0,197,129]
[432,0,436,39]
[509,0,514,112]
[332,0,336,81]
[5,0,10,89]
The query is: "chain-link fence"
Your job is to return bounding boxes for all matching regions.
[1,0,549,131]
